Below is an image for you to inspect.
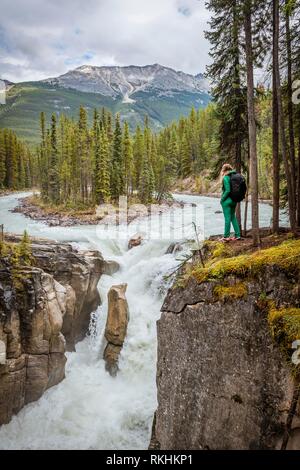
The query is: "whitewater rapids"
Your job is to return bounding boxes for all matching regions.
[0,193,285,449]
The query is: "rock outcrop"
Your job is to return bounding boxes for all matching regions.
[104,284,129,376]
[6,236,104,351]
[165,243,183,255]
[0,237,104,425]
[154,240,300,450]
[31,242,104,350]
[103,260,120,276]
[0,266,67,425]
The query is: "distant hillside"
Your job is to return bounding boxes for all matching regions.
[0,64,210,145]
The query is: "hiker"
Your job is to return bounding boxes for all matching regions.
[219,163,246,242]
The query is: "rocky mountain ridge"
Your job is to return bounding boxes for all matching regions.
[0,64,210,142]
[44,64,210,104]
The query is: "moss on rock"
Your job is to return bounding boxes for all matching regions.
[268,305,300,376]
[190,239,300,284]
[203,240,234,259]
[214,282,248,301]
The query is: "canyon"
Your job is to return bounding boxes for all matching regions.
[153,240,300,450]
[1,192,299,450]
[0,237,104,425]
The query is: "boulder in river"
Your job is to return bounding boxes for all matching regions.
[165,243,183,255]
[103,260,120,276]
[104,284,129,376]
[128,233,144,250]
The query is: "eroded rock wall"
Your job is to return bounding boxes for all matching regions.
[0,266,66,425]
[154,266,300,450]
[0,238,104,425]
[6,236,104,351]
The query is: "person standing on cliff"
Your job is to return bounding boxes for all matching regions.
[219,163,245,242]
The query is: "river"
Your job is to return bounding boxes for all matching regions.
[0,192,287,449]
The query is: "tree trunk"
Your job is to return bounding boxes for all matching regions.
[297,129,300,226]
[244,2,260,246]
[233,0,242,231]
[272,2,280,234]
[273,0,297,231]
[243,146,250,237]
[285,2,296,201]
[236,136,242,231]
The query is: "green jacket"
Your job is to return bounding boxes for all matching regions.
[221,170,236,204]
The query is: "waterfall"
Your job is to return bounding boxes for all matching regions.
[0,192,287,449]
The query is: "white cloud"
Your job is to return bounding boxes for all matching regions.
[0,0,211,82]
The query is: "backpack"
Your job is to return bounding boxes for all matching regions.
[229,173,247,203]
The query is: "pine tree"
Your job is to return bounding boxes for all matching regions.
[17,144,25,189]
[48,113,60,204]
[205,0,248,173]
[167,130,179,178]
[110,114,124,200]
[98,129,111,203]
[94,123,102,203]
[39,112,48,199]
[0,132,6,188]
[5,131,18,189]
[122,121,133,195]
[244,0,260,245]
[78,106,90,204]
[93,108,99,137]
[178,130,191,179]
[272,0,280,233]
[139,152,155,203]
[133,126,144,190]
[19,230,33,266]
[274,0,297,231]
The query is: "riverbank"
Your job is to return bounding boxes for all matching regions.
[173,189,272,205]
[173,175,272,205]
[11,194,184,227]
[0,189,33,198]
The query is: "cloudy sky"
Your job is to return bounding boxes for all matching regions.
[0,0,211,82]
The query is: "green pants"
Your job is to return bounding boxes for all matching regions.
[221,198,241,238]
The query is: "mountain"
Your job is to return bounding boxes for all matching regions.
[0,64,210,144]
[2,79,14,88]
[44,64,210,101]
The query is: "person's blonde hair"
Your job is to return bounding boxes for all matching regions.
[221,163,233,177]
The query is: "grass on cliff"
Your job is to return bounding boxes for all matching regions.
[213,282,248,301]
[188,238,300,284]
[0,230,33,268]
[268,305,300,375]
[182,236,300,373]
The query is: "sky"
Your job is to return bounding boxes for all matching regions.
[0,0,211,83]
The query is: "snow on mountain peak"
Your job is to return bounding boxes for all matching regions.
[43,64,210,102]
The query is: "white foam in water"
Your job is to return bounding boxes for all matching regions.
[0,192,288,449]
